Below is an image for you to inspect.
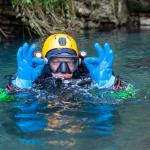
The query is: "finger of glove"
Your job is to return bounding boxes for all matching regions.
[17,46,23,65]
[94,43,104,62]
[84,57,99,71]
[27,44,37,61]
[107,50,114,67]
[32,58,46,65]
[104,43,114,66]
[22,43,29,59]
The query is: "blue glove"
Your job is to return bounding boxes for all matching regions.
[12,43,46,89]
[84,43,115,89]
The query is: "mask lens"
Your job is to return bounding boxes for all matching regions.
[48,56,79,73]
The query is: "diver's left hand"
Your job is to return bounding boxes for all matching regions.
[84,43,115,88]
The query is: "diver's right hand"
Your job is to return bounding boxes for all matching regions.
[13,43,46,89]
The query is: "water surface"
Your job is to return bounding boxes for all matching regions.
[0,29,150,150]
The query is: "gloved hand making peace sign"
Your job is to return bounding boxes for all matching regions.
[84,43,115,89]
[12,43,46,89]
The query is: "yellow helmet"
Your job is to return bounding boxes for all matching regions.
[42,33,78,58]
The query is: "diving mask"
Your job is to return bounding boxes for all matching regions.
[48,55,79,74]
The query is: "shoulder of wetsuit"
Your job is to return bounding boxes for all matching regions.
[73,62,89,79]
[4,74,23,93]
[39,64,52,79]
[113,75,128,90]
[6,83,25,93]
[34,64,65,88]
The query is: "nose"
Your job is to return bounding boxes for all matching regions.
[56,62,71,74]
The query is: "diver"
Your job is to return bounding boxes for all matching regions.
[6,33,126,93]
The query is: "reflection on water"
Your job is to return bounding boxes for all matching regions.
[2,95,117,148]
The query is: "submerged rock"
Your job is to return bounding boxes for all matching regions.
[75,0,129,28]
[140,17,150,26]
[125,0,150,28]
[125,0,150,12]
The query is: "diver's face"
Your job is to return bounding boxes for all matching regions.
[49,57,78,79]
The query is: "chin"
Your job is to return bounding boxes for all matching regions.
[52,73,73,79]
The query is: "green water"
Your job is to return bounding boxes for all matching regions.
[0,29,150,150]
